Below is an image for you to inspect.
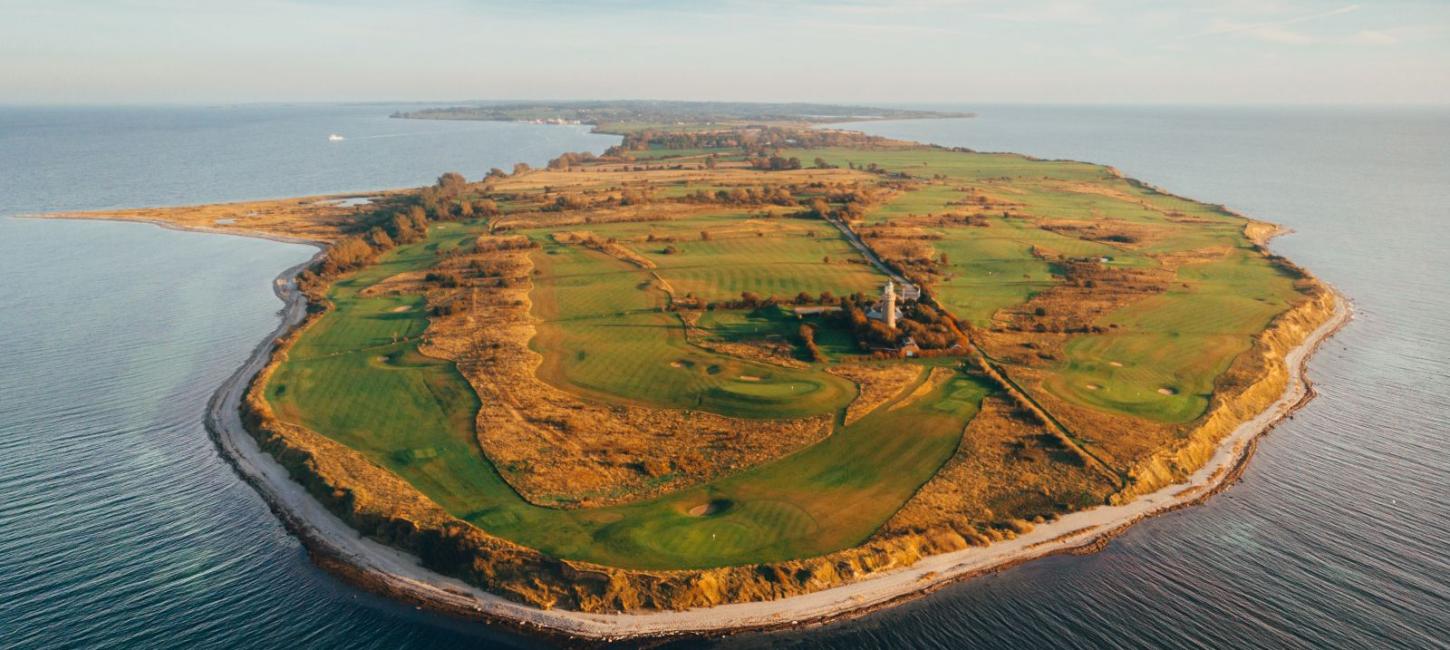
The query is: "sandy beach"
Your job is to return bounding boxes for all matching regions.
[197,229,1351,642]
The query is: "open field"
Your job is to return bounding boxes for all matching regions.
[789,145,1298,429]
[529,241,856,418]
[265,220,992,567]
[1044,249,1300,423]
[202,120,1335,610]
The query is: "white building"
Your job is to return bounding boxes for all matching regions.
[866,280,906,328]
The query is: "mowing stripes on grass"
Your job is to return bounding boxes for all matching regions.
[529,240,856,419]
[268,223,990,568]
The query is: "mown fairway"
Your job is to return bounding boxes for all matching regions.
[266,220,989,568]
[1044,249,1300,422]
[267,222,500,505]
[528,234,858,418]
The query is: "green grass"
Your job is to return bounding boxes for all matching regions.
[529,240,857,418]
[780,147,1110,183]
[772,145,1300,426]
[266,221,991,568]
[551,211,884,303]
[1043,249,1300,422]
[866,184,968,225]
[521,210,884,417]
[264,142,1305,572]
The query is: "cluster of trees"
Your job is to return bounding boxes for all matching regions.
[610,126,888,157]
[894,302,968,350]
[841,296,899,348]
[805,196,867,221]
[543,185,655,212]
[861,227,945,242]
[473,236,537,253]
[612,130,743,152]
[827,185,880,205]
[298,207,431,298]
[836,294,967,352]
[665,289,841,314]
[416,172,501,220]
[682,185,796,206]
[708,290,836,311]
[546,151,601,170]
[425,270,464,288]
[749,155,802,171]
[548,193,591,211]
[735,127,888,151]
[799,323,826,362]
[429,297,467,317]
[795,184,882,222]
[299,171,512,297]
[484,162,534,180]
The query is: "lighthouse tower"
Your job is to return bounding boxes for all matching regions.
[884,280,897,329]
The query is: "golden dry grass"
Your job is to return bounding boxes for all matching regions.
[47,192,408,243]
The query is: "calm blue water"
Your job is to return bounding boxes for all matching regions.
[2,105,1447,649]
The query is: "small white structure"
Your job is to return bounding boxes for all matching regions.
[884,280,897,329]
[866,279,905,328]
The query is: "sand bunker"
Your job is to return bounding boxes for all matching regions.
[670,359,695,369]
[738,375,764,382]
[1084,383,1101,391]
[1108,361,1124,367]
[686,499,731,517]
[390,306,411,313]
[1158,387,1178,396]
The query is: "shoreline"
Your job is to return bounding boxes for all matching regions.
[184,218,1351,642]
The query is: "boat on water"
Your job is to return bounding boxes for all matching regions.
[328,133,345,141]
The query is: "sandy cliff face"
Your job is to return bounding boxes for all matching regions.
[1111,283,1338,502]
[236,268,1339,613]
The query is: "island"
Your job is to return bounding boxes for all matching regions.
[54,101,1346,642]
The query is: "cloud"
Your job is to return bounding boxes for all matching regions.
[981,1,1102,24]
[1189,3,1387,45]
[1346,29,1399,45]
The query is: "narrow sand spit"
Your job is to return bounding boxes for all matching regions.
[205,231,1350,643]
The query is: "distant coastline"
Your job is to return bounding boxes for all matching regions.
[390,99,974,134]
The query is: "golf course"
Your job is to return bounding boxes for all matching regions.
[112,106,1334,612]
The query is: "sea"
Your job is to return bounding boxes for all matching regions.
[0,104,1445,649]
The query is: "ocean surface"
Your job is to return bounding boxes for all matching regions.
[0,104,1445,649]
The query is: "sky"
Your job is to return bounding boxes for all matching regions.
[1,0,1447,105]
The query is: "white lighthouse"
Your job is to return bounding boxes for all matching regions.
[883,280,897,329]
